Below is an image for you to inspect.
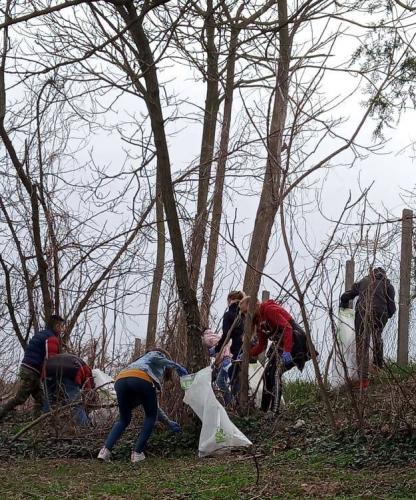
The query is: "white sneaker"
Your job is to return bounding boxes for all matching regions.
[97,447,111,461]
[131,451,146,463]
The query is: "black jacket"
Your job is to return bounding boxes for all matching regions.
[214,302,245,359]
[340,268,396,318]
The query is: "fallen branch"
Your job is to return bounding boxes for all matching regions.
[11,401,80,442]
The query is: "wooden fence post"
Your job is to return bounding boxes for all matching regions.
[398,209,413,366]
[133,338,142,360]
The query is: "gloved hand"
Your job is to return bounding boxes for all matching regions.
[176,366,188,377]
[208,346,216,357]
[282,351,293,367]
[168,420,182,433]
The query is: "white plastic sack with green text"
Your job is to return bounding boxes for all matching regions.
[182,367,252,457]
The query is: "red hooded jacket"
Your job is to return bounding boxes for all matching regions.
[250,300,294,356]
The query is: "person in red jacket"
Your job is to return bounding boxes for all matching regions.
[249,300,295,366]
[0,315,64,421]
[44,353,95,426]
[240,299,295,366]
[241,298,315,412]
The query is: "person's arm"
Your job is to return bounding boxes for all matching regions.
[158,406,181,432]
[250,327,268,357]
[151,351,188,376]
[340,282,359,308]
[262,305,294,353]
[280,316,294,353]
[157,406,170,424]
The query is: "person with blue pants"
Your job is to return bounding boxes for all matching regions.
[98,349,188,463]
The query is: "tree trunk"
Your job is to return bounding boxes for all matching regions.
[239,0,291,410]
[146,174,166,349]
[200,27,239,326]
[188,0,219,291]
[0,17,54,322]
[117,1,205,371]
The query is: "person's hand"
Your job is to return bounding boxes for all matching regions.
[208,346,216,357]
[168,420,182,433]
[282,351,293,367]
[176,366,188,377]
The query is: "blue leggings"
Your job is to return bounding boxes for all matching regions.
[105,377,158,453]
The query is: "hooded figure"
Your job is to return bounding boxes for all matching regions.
[340,267,396,388]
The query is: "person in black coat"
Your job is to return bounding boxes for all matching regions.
[340,267,396,387]
[213,291,245,398]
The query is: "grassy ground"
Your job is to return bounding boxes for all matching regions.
[2,369,416,499]
[0,449,415,499]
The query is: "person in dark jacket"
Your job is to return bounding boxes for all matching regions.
[212,291,246,398]
[340,267,396,388]
[44,354,94,426]
[0,315,64,421]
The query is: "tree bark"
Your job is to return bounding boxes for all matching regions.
[146,174,166,349]
[0,14,53,322]
[239,0,291,410]
[188,0,220,291]
[116,1,205,371]
[201,26,239,326]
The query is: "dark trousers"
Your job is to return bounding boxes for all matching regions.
[105,377,158,453]
[0,365,43,419]
[261,354,284,412]
[261,345,293,413]
[355,310,388,380]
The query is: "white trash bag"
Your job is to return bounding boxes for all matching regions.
[90,369,118,426]
[330,308,358,387]
[182,367,252,457]
[92,369,117,401]
[248,362,264,409]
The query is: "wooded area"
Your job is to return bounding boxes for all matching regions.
[1,0,416,472]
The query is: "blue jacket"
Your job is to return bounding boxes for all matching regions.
[125,351,183,389]
[21,329,60,374]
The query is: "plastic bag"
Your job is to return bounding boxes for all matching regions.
[92,369,117,401]
[330,308,358,387]
[90,369,118,426]
[182,367,252,457]
[248,362,264,409]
